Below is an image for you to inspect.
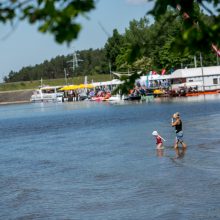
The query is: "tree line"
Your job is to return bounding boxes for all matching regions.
[4,6,219,83]
[3,49,109,82]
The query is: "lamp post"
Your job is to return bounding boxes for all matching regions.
[200,53,205,92]
[64,68,67,85]
[109,61,112,80]
[194,55,197,68]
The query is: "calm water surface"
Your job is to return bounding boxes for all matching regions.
[1,95,220,219]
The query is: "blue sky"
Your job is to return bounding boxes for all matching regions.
[0,0,154,82]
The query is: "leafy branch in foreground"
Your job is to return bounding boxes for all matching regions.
[0,0,95,44]
[113,72,144,95]
[149,0,220,52]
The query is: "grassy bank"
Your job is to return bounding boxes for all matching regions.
[0,74,112,91]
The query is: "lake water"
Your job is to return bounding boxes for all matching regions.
[1,95,220,220]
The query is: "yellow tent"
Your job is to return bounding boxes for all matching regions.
[60,85,80,91]
[153,89,164,95]
[60,84,94,91]
[78,84,94,89]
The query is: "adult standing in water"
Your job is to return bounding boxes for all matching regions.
[171,112,187,149]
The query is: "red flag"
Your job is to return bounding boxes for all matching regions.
[176,4,181,11]
[212,44,218,52]
[176,4,190,21]
[212,44,220,57]
[161,69,166,75]
[183,12,190,20]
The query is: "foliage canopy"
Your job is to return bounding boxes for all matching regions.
[1,0,219,47]
[0,0,95,44]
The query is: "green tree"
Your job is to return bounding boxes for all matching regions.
[150,0,220,52]
[124,17,151,62]
[105,29,125,71]
[4,48,110,82]
[115,17,152,72]
[158,37,194,70]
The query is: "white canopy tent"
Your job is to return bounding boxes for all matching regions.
[137,74,170,87]
[92,79,123,87]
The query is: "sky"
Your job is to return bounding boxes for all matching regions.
[0,0,154,82]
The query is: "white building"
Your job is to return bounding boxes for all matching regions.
[138,66,220,91]
[167,66,220,91]
[114,66,220,92]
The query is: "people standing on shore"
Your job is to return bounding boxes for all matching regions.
[171,112,187,149]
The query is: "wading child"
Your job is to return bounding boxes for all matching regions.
[152,131,164,149]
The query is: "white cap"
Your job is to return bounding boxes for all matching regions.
[173,112,180,118]
[152,131,158,136]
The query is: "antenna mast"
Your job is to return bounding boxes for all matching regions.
[67,48,83,73]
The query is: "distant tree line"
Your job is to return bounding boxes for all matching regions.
[4,49,109,82]
[4,6,218,83]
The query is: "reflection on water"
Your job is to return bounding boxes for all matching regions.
[156,147,186,160]
[175,147,187,159]
[156,148,164,157]
[1,95,220,219]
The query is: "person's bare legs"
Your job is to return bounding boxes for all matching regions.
[181,147,187,156]
[157,143,163,149]
[174,140,179,149]
[174,147,180,158]
[180,141,187,148]
[175,146,186,159]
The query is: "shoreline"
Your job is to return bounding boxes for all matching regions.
[0,89,220,106]
[0,100,30,105]
[0,90,33,105]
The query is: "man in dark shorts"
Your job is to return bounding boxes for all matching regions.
[171,112,187,149]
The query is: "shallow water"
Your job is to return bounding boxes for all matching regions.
[1,95,220,219]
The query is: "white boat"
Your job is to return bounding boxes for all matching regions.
[107,94,125,102]
[30,86,64,102]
